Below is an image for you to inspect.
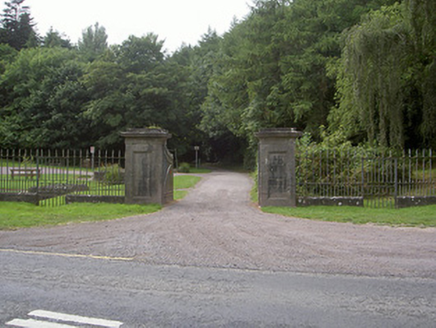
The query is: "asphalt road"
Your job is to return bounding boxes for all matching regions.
[1,250,435,327]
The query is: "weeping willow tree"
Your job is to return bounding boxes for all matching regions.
[407,0,436,146]
[331,3,409,148]
[331,0,436,148]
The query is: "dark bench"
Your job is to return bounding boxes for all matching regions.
[10,168,41,179]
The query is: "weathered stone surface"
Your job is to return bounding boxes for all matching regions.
[121,128,173,205]
[65,195,125,204]
[255,128,302,207]
[298,197,364,207]
[396,196,436,208]
[28,184,89,195]
[0,192,39,205]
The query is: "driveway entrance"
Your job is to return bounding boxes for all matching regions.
[0,170,435,278]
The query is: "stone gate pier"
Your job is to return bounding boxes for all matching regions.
[255,128,302,207]
[121,128,173,205]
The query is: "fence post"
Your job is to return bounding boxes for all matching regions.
[36,150,40,202]
[361,157,365,203]
[255,128,302,207]
[394,158,398,208]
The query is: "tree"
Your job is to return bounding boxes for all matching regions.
[43,27,72,48]
[331,0,436,148]
[336,4,409,148]
[82,35,188,149]
[196,0,403,166]
[0,47,91,148]
[199,0,364,164]
[0,42,16,72]
[406,0,436,147]
[116,33,164,73]
[78,22,108,61]
[0,0,38,50]
[168,33,220,159]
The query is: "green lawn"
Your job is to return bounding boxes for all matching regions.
[0,202,162,230]
[2,174,199,196]
[262,205,436,227]
[174,175,201,200]
[0,174,202,230]
[174,175,201,189]
[251,172,435,227]
[0,174,118,192]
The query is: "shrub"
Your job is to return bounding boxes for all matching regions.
[178,162,191,173]
[295,131,410,197]
[104,164,124,184]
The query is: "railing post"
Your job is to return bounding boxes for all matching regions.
[36,150,40,197]
[430,149,433,196]
[361,157,365,204]
[394,158,398,208]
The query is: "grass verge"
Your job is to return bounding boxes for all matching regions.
[0,202,161,230]
[0,175,202,230]
[174,175,201,200]
[262,205,436,227]
[251,172,435,227]
[174,175,201,189]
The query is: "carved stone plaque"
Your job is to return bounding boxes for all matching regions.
[268,153,288,198]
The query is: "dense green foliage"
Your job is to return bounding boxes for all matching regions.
[330,0,436,149]
[0,0,38,50]
[0,0,434,165]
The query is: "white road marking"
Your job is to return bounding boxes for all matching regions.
[6,310,123,328]
[0,248,134,261]
[6,318,76,328]
[29,310,123,328]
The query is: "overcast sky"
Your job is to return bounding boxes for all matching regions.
[23,0,252,53]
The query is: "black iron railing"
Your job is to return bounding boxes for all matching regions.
[0,149,124,206]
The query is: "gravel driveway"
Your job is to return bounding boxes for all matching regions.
[1,170,435,278]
